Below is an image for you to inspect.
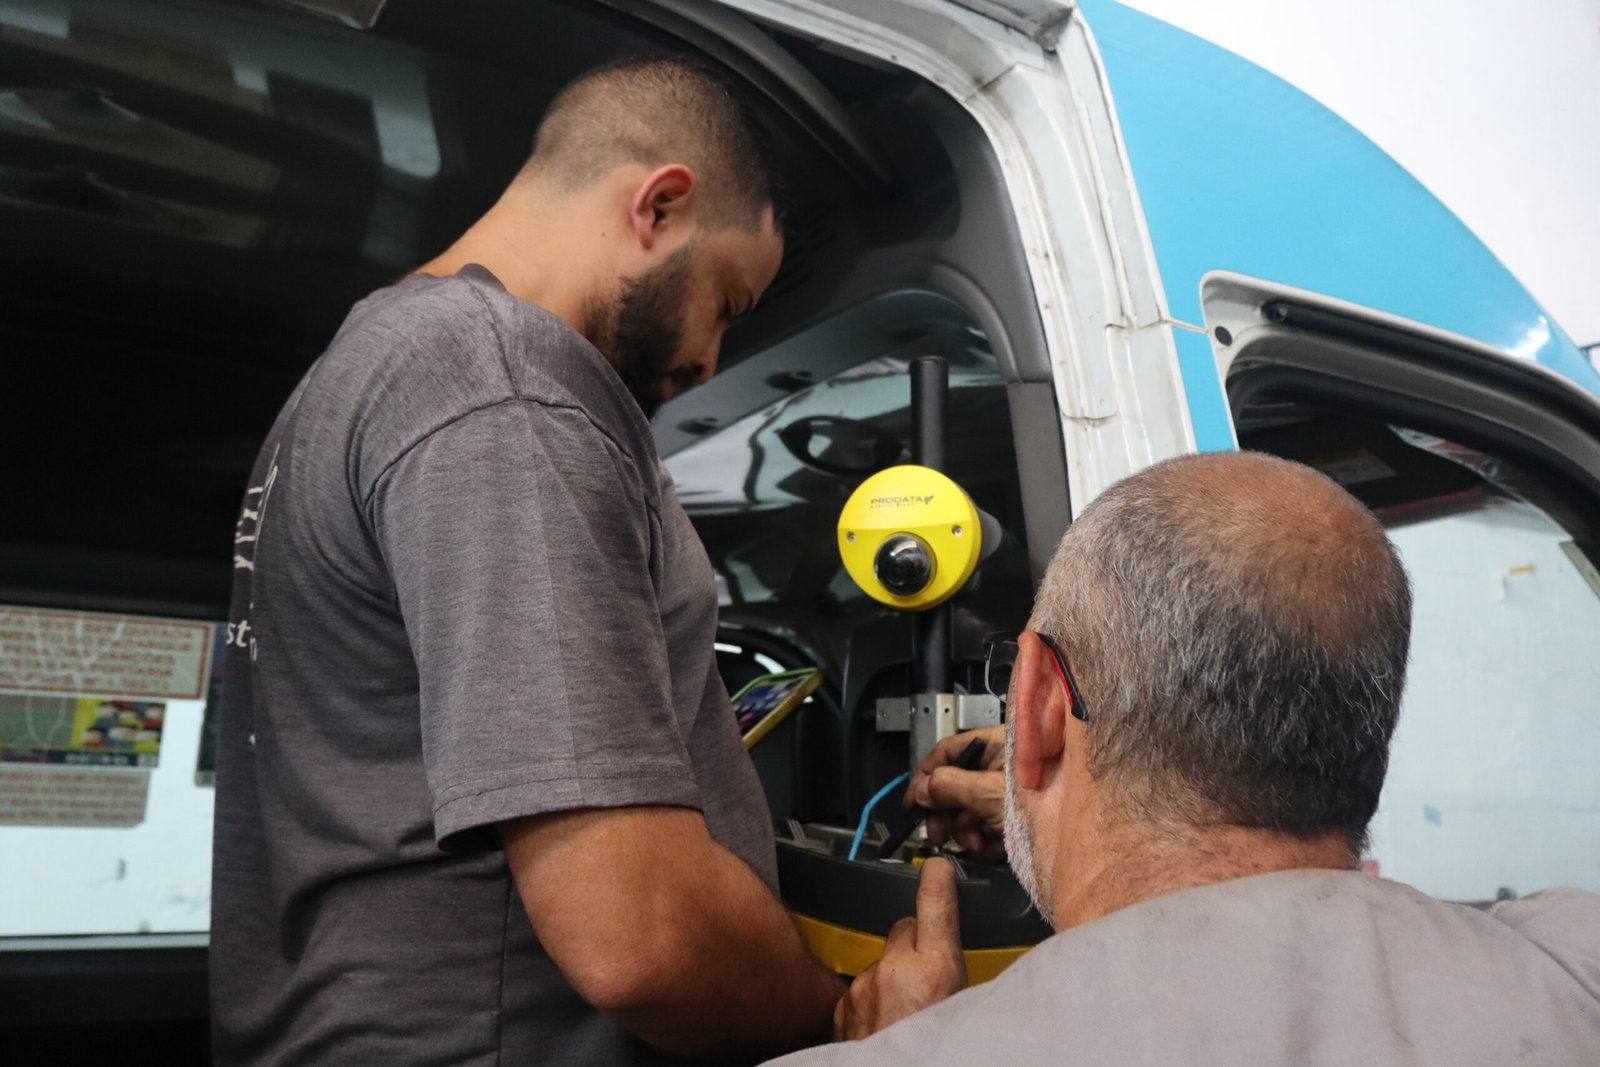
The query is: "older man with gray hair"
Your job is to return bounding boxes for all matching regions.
[767,450,1600,1065]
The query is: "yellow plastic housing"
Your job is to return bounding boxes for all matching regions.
[792,912,1028,984]
[837,465,982,611]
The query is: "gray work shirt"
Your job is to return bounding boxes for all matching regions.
[768,870,1600,1066]
[211,265,775,1066]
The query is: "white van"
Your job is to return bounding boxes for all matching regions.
[2,0,1596,1056]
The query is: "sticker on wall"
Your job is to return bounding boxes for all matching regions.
[0,765,151,828]
[0,606,214,701]
[0,694,165,769]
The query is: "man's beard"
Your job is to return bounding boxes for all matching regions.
[586,244,697,420]
[1004,715,1055,925]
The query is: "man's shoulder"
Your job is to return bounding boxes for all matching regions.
[1017,872,1600,1049]
[305,270,512,429]
[1490,884,1600,928]
[330,267,595,401]
[1489,886,1600,983]
[310,267,652,498]
[764,873,1600,1067]
[1069,869,1578,952]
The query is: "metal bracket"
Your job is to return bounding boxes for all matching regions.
[876,692,1003,767]
[955,693,1003,730]
[875,693,1002,731]
[874,696,911,732]
[910,693,956,768]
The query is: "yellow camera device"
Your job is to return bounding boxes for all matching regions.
[837,465,982,611]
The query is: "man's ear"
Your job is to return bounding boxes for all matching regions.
[1012,631,1067,792]
[628,164,696,250]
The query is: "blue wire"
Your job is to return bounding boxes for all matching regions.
[847,771,911,862]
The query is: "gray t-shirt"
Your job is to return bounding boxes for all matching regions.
[212,264,776,1066]
[767,870,1600,1066]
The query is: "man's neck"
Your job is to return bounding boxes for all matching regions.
[414,191,597,337]
[1049,822,1356,933]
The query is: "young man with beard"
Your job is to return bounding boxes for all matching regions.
[767,451,1600,1065]
[211,58,843,1065]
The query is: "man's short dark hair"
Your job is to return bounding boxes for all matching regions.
[1032,452,1413,855]
[524,55,782,233]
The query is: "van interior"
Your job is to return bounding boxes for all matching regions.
[0,0,1064,1059]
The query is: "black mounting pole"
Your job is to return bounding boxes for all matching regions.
[910,355,947,473]
[910,356,949,694]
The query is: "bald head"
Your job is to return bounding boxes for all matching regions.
[1032,451,1413,852]
[1133,452,1403,655]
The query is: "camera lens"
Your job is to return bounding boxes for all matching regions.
[874,534,934,596]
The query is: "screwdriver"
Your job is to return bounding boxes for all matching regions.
[876,736,989,859]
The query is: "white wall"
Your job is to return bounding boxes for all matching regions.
[1118,0,1600,351]
[0,698,213,936]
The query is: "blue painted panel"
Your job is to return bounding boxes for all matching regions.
[1172,327,1236,450]
[1077,0,1600,446]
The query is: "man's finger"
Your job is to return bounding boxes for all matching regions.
[914,856,961,952]
[953,810,988,853]
[905,734,972,808]
[953,808,1006,859]
[906,727,1003,808]
[919,766,1001,818]
[972,832,1008,863]
[885,916,917,953]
